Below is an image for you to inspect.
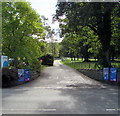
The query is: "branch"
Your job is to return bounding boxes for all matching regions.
[111,12,119,21]
[6,45,13,53]
[87,24,98,34]
[19,30,27,41]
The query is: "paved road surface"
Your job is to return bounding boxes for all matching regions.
[2,60,119,114]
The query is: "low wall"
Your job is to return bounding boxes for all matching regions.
[2,68,40,88]
[77,69,120,85]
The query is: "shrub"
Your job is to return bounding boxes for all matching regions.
[40,54,54,66]
[2,68,18,87]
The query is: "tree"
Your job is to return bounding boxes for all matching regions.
[110,15,120,60]
[59,27,98,61]
[2,2,45,70]
[54,2,120,67]
[41,15,55,39]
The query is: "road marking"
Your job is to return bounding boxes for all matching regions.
[56,76,59,79]
[106,109,117,111]
[9,86,108,90]
[2,108,56,111]
[33,86,75,89]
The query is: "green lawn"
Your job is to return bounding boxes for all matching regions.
[61,59,99,70]
[61,58,120,70]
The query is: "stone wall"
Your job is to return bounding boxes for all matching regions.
[2,68,40,88]
[77,69,120,85]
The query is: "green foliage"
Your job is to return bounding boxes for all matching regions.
[41,15,60,58]
[111,16,120,58]
[59,26,100,61]
[2,2,45,70]
[55,2,120,67]
[41,15,55,39]
[61,58,120,70]
[40,54,54,66]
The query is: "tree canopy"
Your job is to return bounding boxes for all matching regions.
[54,2,120,67]
[2,2,45,69]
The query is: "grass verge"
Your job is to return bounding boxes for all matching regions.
[61,58,120,70]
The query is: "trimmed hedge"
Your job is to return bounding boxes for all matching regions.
[40,54,54,66]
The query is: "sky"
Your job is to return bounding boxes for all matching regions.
[27,0,60,34]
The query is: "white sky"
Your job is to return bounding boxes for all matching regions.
[27,0,59,31]
[26,0,63,42]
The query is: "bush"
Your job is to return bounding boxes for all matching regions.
[2,68,41,88]
[40,54,54,66]
[2,68,18,87]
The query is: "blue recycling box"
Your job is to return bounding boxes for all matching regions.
[110,68,117,82]
[18,69,25,82]
[24,69,30,81]
[103,68,109,80]
[1,56,8,68]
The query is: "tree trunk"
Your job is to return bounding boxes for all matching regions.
[99,36,112,68]
[97,3,112,68]
[110,45,115,61]
[74,57,75,61]
[102,48,111,68]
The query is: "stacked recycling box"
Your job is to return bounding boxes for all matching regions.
[18,69,30,82]
[103,68,117,82]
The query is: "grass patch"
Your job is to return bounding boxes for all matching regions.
[60,60,97,70]
[60,60,77,69]
[61,58,120,70]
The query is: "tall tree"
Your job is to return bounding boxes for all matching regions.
[54,2,120,67]
[2,2,45,69]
